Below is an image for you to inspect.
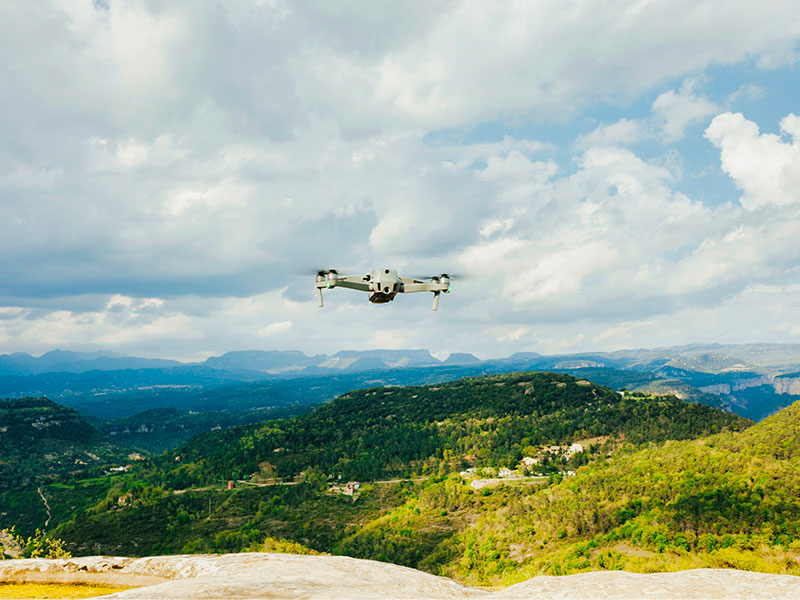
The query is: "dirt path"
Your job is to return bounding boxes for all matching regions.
[37,487,52,529]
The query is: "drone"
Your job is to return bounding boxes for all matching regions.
[315,269,452,311]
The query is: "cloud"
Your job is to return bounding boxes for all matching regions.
[575,119,649,149]
[705,112,800,210]
[259,320,293,336]
[2,2,800,359]
[652,79,719,142]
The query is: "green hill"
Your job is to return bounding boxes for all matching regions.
[0,397,129,536]
[52,372,750,561]
[96,404,317,454]
[165,372,749,485]
[377,399,800,586]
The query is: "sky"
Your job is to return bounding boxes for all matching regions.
[1,0,800,361]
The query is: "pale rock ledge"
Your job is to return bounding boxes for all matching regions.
[1,553,799,599]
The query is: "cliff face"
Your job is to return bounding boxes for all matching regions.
[1,554,799,600]
[774,376,800,396]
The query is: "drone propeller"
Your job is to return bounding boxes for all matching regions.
[408,273,467,281]
[298,268,339,276]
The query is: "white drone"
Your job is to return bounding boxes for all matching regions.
[315,269,452,311]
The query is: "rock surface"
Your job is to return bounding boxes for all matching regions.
[2,553,800,599]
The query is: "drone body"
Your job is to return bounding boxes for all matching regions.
[315,268,451,311]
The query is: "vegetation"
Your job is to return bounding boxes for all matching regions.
[96,405,317,453]
[0,527,70,559]
[160,372,748,486]
[0,398,128,536]
[56,480,408,557]
[7,373,800,588]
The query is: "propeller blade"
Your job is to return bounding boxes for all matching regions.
[298,268,339,276]
[407,273,469,281]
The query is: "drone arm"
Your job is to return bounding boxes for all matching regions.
[401,281,447,293]
[335,276,371,292]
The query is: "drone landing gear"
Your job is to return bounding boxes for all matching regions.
[432,291,440,311]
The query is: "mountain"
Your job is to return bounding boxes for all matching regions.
[0,350,181,375]
[0,397,112,474]
[2,343,800,430]
[629,379,733,411]
[202,350,325,374]
[443,353,481,365]
[321,349,440,369]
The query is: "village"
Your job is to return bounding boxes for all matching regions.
[457,441,588,489]
[320,441,595,498]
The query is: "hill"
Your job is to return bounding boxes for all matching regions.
[4,370,800,587]
[96,404,317,454]
[167,372,749,484]
[0,398,129,536]
[404,399,800,586]
[0,398,114,480]
[51,372,749,561]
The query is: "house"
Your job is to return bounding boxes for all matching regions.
[520,456,538,467]
[459,467,477,478]
[498,467,515,478]
[342,481,361,496]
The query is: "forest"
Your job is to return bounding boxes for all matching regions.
[5,373,799,587]
[155,372,748,486]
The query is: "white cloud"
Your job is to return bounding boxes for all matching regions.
[705,112,800,210]
[575,119,649,149]
[652,79,719,142]
[259,320,293,336]
[477,150,557,183]
[497,327,529,342]
[728,83,765,104]
[334,1,800,128]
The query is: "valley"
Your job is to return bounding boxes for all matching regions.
[2,354,799,589]
[2,343,800,455]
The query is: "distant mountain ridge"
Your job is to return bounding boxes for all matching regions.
[2,344,800,423]
[6,343,800,377]
[0,349,182,375]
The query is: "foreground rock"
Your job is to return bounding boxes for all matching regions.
[1,553,799,599]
